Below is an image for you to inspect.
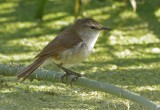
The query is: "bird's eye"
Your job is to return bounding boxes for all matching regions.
[90,26,96,29]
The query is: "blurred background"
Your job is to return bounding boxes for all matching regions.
[0,0,160,110]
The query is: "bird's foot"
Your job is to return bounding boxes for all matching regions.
[61,67,82,86]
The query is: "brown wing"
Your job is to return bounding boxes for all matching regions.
[35,29,82,59]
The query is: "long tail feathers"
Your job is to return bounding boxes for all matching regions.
[17,58,45,82]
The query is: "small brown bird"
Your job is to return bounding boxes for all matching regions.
[17,18,110,82]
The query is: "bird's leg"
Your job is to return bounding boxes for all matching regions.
[61,67,82,85]
[57,64,82,85]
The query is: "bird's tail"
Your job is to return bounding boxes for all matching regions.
[17,58,45,82]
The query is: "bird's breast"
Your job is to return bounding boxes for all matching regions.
[52,42,91,68]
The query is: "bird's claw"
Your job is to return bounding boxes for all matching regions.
[61,69,82,86]
[69,75,81,86]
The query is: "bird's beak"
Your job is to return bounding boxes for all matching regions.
[101,27,111,31]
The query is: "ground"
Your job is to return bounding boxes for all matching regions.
[0,0,160,110]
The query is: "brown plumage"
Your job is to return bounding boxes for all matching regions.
[17,18,110,82]
[17,26,82,81]
[17,58,45,82]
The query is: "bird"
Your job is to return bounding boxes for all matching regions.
[17,18,111,82]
